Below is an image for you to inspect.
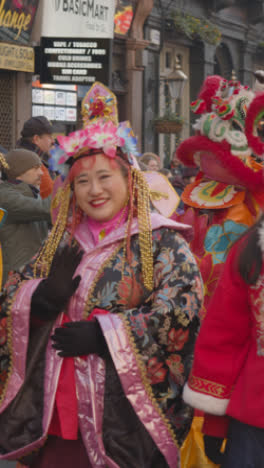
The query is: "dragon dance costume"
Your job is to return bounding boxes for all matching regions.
[176,75,264,466]
[0,83,202,468]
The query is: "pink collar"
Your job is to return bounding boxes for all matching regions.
[86,206,128,245]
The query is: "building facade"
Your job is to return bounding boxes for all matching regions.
[0,1,263,159]
[0,2,38,151]
[140,0,264,164]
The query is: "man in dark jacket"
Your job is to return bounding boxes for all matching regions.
[0,149,51,285]
[16,116,55,199]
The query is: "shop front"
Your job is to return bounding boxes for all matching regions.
[0,0,39,150]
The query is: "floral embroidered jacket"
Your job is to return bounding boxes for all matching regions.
[178,176,259,319]
[0,213,202,467]
[183,230,264,434]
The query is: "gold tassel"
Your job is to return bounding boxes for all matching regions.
[34,183,71,278]
[0,152,9,170]
[132,168,154,291]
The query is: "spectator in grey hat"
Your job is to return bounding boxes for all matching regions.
[0,149,51,285]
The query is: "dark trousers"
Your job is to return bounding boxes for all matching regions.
[222,418,264,468]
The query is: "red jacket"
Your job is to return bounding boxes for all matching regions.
[183,236,264,436]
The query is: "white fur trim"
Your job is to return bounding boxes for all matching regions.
[183,383,229,416]
[258,220,264,255]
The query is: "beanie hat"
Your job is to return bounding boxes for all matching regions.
[4,149,41,179]
[21,116,53,138]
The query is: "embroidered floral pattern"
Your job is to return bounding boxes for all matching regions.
[167,328,190,352]
[85,228,202,444]
[147,357,168,385]
[204,220,248,264]
[166,354,184,385]
[0,227,202,447]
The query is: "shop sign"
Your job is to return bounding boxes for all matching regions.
[32,80,77,122]
[39,37,110,85]
[0,41,34,72]
[0,0,40,44]
[41,0,115,39]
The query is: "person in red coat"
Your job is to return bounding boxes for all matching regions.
[183,213,264,467]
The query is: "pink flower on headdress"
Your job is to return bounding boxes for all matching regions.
[89,98,106,117]
[87,121,125,158]
[57,129,89,157]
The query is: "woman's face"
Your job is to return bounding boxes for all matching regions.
[147,159,159,171]
[74,153,128,222]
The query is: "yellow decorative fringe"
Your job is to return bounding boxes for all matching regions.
[0,152,9,170]
[132,168,154,291]
[34,183,71,278]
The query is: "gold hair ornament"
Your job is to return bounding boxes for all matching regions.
[33,183,71,278]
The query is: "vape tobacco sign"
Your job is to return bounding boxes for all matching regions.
[39,37,110,85]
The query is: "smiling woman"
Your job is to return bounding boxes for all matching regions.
[72,154,128,222]
[0,82,203,468]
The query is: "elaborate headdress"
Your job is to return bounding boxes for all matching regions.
[177,74,264,197]
[34,82,154,290]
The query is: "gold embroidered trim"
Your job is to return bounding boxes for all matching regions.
[34,183,71,278]
[0,280,25,406]
[18,435,48,463]
[83,243,122,319]
[150,190,169,201]
[189,374,231,399]
[120,314,180,449]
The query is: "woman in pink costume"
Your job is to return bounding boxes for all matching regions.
[0,83,202,468]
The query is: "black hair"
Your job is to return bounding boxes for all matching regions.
[237,214,264,285]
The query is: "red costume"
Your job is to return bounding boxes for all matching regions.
[184,225,264,432]
[176,75,264,466]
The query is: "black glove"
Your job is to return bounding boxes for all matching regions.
[204,435,224,465]
[31,245,83,321]
[51,321,107,357]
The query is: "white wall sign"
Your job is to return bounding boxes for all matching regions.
[56,91,66,106]
[32,105,44,116]
[41,0,115,39]
[150,29,160,46]
[32,88,44,104]
[66,108,77,122]
[32,82,78,122]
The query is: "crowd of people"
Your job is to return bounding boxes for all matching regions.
[0,75,262,468]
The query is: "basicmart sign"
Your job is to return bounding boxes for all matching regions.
[53,0,109,19]
[41,0,115,38]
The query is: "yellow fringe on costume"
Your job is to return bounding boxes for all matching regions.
[180,417,221,468]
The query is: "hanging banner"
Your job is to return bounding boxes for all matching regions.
[41,0,115,39]
[114,0,134,35]
[0,0,40,44]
